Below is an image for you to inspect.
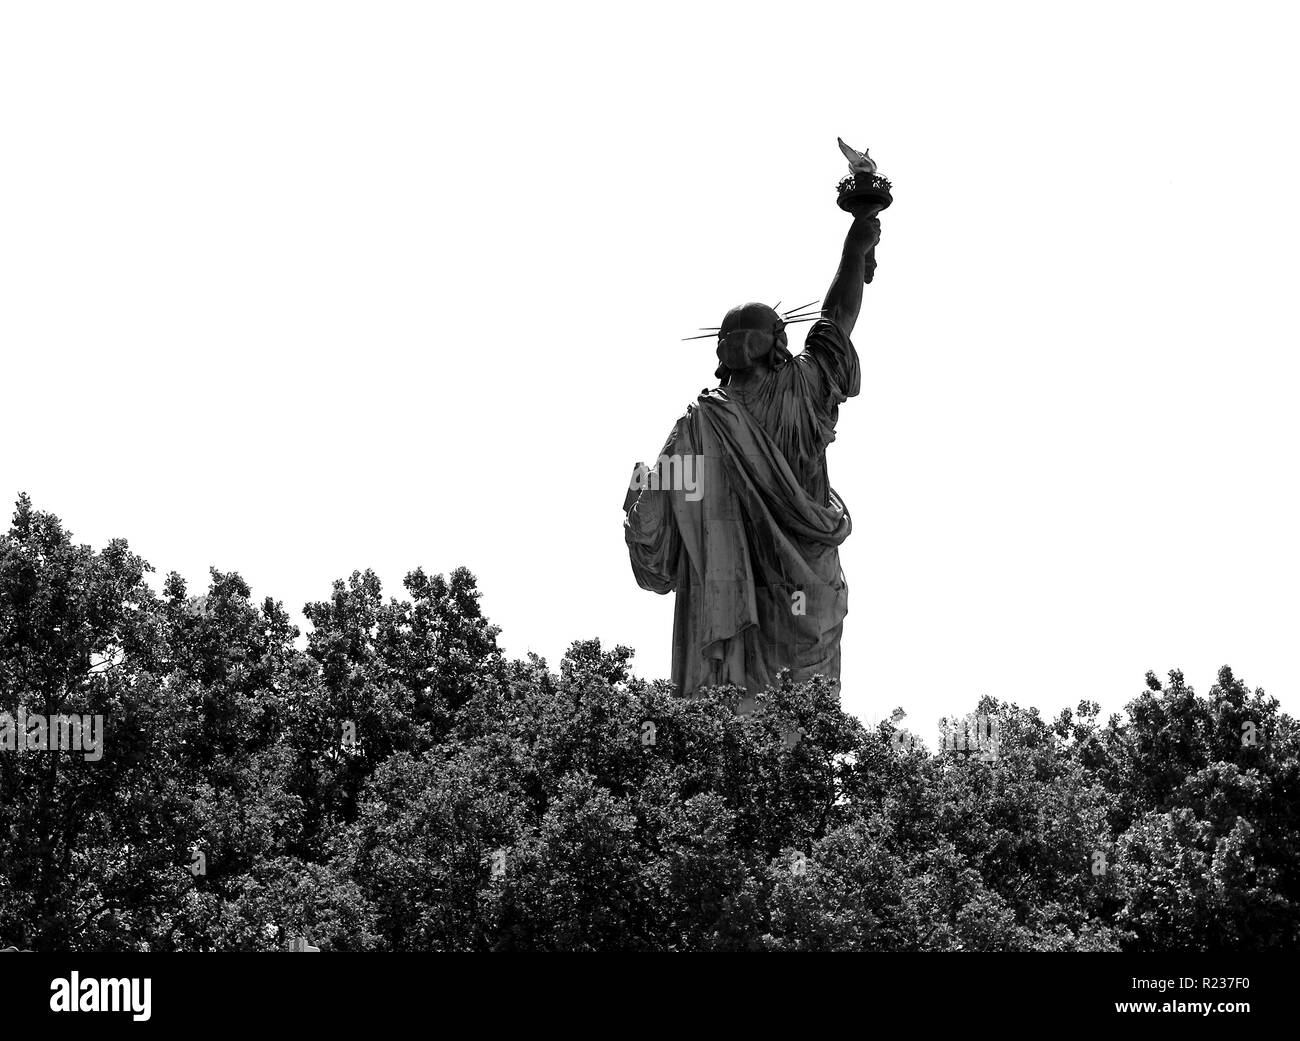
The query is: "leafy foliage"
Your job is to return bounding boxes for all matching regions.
[1,497,1296,950]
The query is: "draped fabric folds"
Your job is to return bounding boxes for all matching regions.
[624,318,859,700]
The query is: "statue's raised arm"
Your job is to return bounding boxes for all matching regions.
[823,138,891,337]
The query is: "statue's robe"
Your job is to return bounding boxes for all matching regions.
[624,318,859,701]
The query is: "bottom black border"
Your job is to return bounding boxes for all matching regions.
[4,953,1296,1030]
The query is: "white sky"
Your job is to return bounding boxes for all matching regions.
[3,1,1298,737]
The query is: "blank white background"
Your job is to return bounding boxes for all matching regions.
[3,1,1297,737]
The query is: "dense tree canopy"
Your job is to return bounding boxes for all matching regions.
[1,496,1296,950]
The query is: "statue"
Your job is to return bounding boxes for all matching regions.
[623,139,889,705]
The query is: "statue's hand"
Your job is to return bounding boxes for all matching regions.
[847,214,881,252]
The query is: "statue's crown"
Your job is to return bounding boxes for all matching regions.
[681,300,824,342]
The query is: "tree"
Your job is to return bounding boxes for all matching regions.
[2,497,1296,951]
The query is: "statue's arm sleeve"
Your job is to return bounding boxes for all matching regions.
[624,423,685,593]
[624,487,680,594]
[794,317,861,406]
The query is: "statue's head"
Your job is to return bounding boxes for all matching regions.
[714,302,792,382]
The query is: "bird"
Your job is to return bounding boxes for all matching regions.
[837,137,877,177]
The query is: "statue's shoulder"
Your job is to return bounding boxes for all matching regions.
[669,392,724,436]
[665,398,704,432]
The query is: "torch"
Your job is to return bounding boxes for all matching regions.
[835,137,891,283]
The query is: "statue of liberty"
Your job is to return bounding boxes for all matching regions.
[624,139,889,702]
